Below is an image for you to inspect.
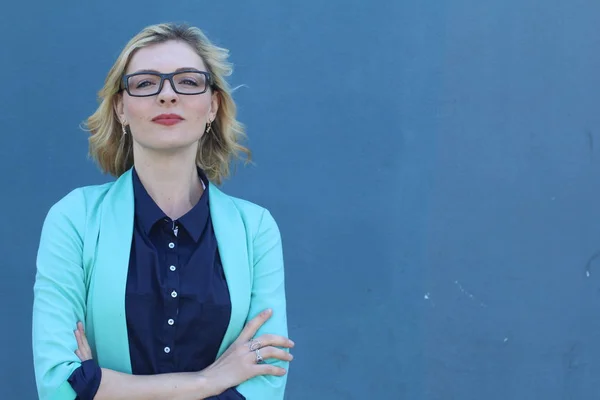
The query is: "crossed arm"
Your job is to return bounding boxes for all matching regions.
[32,197,292,400]
[70,313,293,400]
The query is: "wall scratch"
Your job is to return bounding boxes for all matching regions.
[454,280,487,307]
[584,250,600,277]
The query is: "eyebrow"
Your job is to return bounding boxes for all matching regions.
[129,67,202,74]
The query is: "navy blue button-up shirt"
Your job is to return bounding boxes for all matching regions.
[68,168,245,399]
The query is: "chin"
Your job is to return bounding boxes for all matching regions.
[141,130,202,151]
[137,139,198,154]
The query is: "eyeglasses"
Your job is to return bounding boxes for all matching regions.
[121,70,213,97]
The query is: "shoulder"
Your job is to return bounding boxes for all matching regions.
[49,182,114,214]
[43,182,115,231]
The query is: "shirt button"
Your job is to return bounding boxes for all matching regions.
[168,242,175,249]
[170,265,176,271]
[168,319,175,325]
[171,291,178,298]
[164,347,171,353]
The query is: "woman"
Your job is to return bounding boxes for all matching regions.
[32,23,293,400]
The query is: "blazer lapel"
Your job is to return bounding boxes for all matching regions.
[209,184,251,355]
[90,169,134,373]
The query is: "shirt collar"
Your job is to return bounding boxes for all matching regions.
[132,167,210,242]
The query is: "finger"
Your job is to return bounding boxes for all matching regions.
[80,341,92,360]
[76,322,92,351]
[76,325,88,349]
[238,309,272,342]
[255,364,287,377]
[77,322,87,340]
[80,329,92,356]
[75,322,93,360]
[251,346,293,362]
[74,329,84,350]
[253,334,295,349]
[75,323,85,343]
[74,333,89,361]
[81,339,92,360]
[76,346,92,361]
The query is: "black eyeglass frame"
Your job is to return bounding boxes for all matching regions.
[120,70,214,97]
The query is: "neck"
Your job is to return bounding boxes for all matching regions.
[133,144,204,220]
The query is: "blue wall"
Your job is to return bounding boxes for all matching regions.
[1,1,599,398]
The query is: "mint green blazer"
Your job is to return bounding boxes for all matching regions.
[32,169,289,400]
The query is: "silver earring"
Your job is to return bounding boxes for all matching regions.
[122,122,128,135]
[205,120,212,134]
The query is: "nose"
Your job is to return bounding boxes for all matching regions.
[157,78,178,104]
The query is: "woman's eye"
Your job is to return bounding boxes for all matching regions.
[179,78,199,86]
[136,80,155,88]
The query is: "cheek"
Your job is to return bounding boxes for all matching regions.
[184,97,212,123]
[124,98,153,123]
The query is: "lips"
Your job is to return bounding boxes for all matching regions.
[152,113,184,126]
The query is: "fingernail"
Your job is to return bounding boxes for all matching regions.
[263,309,272,316]
[289,340,295,346]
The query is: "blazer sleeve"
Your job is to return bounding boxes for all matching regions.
[32,190,87,400]
[236,209,290,400]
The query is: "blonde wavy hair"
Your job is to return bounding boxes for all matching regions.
[85,23,251,184]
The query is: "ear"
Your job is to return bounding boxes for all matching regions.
[209,91,220,122]
[113,94,126,123]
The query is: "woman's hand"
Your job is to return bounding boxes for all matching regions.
[199,308,294,396]
[74,321,93,362]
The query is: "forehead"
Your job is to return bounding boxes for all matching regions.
[126,40,206,73]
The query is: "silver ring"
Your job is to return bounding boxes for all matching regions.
[249,339,262,352]
[255,348,264,364]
